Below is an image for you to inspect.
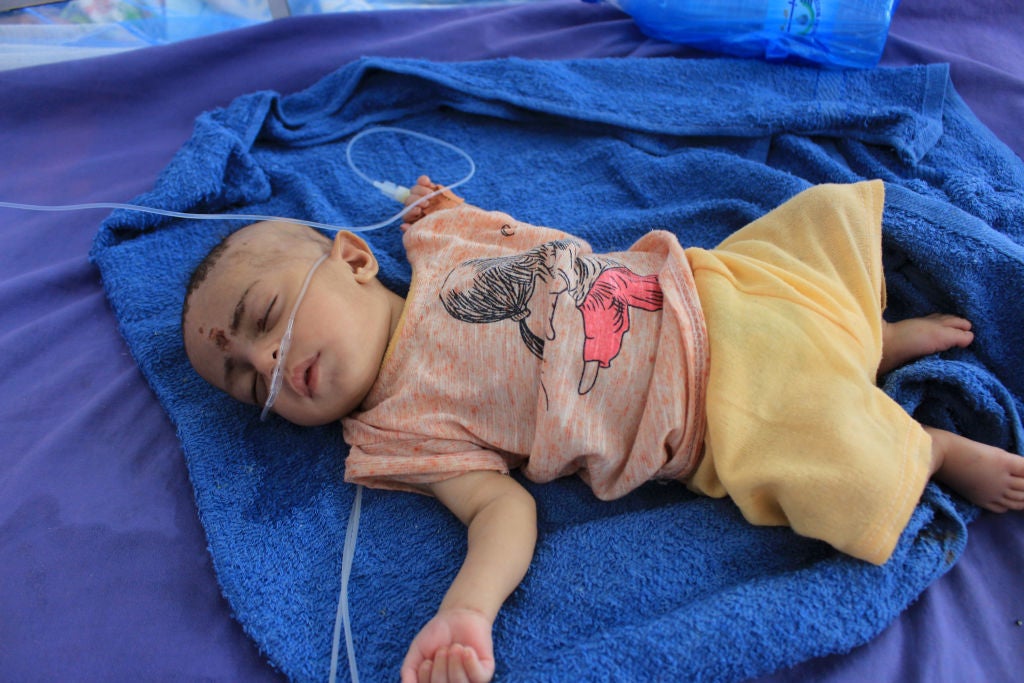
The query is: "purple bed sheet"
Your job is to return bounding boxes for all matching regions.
[1,1,1022,681]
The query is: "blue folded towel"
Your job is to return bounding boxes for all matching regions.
[91,57,1024,682]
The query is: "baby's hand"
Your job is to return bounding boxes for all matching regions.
[400,175,464,231]
[400,607,495,683]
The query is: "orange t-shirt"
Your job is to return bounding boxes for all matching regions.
[343,204,708,500]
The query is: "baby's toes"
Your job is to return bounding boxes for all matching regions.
[932,320,974,350]
[928,313,973,332]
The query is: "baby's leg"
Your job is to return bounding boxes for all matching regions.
[927,427,1024,513]
[878,313,974,377]
[401,175,464,230]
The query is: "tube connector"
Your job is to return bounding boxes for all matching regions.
[372,180,410,203]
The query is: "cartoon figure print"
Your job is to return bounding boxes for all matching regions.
[439,239,663,395]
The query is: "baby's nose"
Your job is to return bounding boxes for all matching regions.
[251,339,281,377]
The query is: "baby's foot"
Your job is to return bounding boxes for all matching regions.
[400,175,464,231]
[927,428,1024,513]
[878,314,974,377]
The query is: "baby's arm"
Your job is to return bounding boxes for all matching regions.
[400,470,537,683]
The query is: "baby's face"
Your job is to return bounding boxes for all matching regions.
[183,222,396,426]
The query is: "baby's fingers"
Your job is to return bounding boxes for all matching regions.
[414,646,453,683]
[438,644,484,683]
[455,645,492,683]
[413,645,491,683]
[419,646,458,683]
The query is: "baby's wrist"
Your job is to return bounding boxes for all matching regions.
[436,602,496,624]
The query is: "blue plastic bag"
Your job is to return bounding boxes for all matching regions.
[585,0,901,69]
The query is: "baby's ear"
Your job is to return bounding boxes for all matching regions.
[330,231,379,281]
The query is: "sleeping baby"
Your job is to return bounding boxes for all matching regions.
[181,176,1024,683]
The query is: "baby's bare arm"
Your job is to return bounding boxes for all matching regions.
[400,470,537,683]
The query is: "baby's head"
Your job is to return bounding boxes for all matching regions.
[182,220,400,426]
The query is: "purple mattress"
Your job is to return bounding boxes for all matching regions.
[1,1,1022,681]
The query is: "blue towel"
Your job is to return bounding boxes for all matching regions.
[91,57,1024,682]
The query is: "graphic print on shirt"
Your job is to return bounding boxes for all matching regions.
[439,239,663,395]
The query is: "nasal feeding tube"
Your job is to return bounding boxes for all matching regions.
[246,127,475,683]
[246,128,472,683]
[260,251,357,683]
[0,125,477,683]
[260,252,328,421]
[259,127,475,415]
[1,125,475,426]
[274,253,362,683]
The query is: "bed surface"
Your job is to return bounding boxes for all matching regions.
[1,1,1022,681]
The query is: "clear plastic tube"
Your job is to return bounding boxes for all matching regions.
[329,484,363,683]
[0,199,363,234]
[0,126,476,234]
[260,252,328,420]
[345,125,476,199]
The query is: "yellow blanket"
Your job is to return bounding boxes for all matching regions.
[686,181,932,565]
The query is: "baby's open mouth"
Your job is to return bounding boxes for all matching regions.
[292,353,319,398]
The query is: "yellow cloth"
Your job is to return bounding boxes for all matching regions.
[685,181,932,565]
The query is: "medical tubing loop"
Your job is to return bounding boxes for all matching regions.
[345,125,476,192]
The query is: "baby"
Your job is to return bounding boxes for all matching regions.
[182,176,1024,683]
